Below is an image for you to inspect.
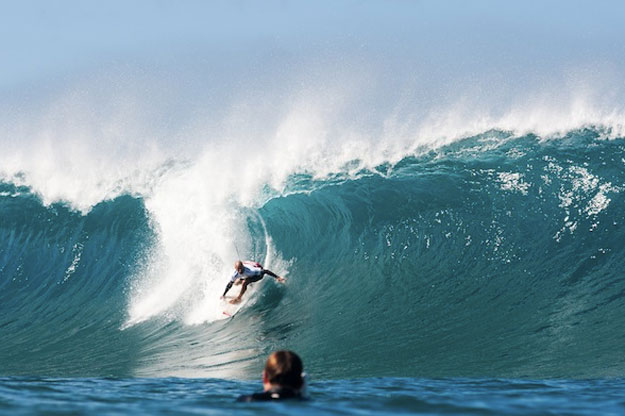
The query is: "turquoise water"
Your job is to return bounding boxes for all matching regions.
[3,130,625,378]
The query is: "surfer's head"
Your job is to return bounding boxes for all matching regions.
[234,260,244,274]
[262,350,304,392]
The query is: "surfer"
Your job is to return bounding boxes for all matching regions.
[221,260,286,304]
[237,350,307,402]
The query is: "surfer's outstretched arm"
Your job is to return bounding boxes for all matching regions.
[263,269,286,283]
[222,281,233,298]
[263,269,278,278]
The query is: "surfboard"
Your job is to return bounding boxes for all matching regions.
[221,296,242,318]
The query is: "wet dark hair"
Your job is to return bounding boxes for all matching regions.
[264,350,304,390]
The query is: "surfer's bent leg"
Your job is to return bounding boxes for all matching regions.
[236,274,264,300]
[238,279,250,298]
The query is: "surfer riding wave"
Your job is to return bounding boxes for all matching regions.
[221,260,286,304]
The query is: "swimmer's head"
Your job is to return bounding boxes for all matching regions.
[262,350,304,391]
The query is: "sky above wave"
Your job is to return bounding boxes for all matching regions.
[2,0,625,90]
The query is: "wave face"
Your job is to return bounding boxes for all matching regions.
[0,190,151,376]
[1,128,624,379]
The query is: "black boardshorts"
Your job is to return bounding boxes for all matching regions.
[243,270,266,284]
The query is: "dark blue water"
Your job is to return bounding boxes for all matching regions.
[1,377,624,415]
[2,129,625,413]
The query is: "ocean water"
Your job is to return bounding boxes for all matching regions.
[2,128,625,414]
[3,3,625,411]
[1,377,625,415]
